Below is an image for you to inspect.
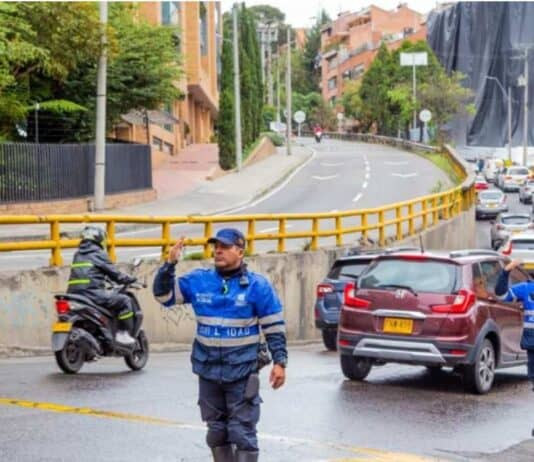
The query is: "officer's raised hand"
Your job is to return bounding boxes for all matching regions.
[168,236,186,264]
[270,363,285,389]
[504,259,522,272]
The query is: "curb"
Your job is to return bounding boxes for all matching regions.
[0,145,315,244]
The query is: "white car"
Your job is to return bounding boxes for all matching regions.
[483,158,504,183]
[497,166,530,192]
[499,231,534,274]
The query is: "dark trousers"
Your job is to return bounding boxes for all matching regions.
[198,375,260,451]
[527,350,534,381]
[92,292,133,331]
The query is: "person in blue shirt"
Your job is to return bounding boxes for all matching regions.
[495,259,534,390]
[152,228,287,462]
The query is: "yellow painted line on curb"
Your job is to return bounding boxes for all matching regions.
[0,397,445,461]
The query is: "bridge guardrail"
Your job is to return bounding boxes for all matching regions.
[0,136,475,266]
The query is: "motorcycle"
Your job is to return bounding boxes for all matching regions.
[314,130,323,143]
[51,261,149,374]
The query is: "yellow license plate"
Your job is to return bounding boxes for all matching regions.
[383,318,413,334]
[488,204,497,208]
[523,263,534,270]
[52,322,72,333]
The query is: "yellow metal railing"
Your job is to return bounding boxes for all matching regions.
[0,184,474,267]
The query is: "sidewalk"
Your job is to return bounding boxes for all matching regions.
[0,144,313,241]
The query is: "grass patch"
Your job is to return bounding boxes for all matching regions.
[418,151,462,185]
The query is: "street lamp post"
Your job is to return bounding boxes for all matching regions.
[34,103,40,144]
[485,76,512,162]
[286,27,292,156]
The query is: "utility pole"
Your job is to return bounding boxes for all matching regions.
[508,86,512,163]
[94,1,108,211]
[276,54,281,123]
[524,48,529,166]
[232,3,242,171]
[286,27,292,156]
[34,103,40,144]
[412,57,417,131]
[267,25,273,105]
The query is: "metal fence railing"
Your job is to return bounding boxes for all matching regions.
[0,143,152,203]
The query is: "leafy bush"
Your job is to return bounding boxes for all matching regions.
[264,131,284,147]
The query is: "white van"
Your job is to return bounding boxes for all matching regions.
[484,158,504,183]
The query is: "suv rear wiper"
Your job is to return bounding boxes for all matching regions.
[377,284,418,296]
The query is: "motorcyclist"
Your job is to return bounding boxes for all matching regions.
[313,123,323,142]
[67,225,136,346]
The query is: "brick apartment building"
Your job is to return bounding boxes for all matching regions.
[113,1,220,165]
[320,4,426,105]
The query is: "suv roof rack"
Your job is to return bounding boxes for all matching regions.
[449,249,501,258]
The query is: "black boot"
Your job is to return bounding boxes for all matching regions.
[235,450,259,462]
[211,445,235,462]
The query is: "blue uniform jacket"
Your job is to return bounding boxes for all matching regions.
[495,269,534,350]
[153,262,288,382]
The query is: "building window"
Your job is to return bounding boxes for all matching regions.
[327,57,337,70]
[163,103,173,132]
[152,136,163,151]
[351,64,365,79]
[163,142,174,154]
[161,2,180,25]
[328,77,337,90]
[199,2,208,56]
[329,96,336,106]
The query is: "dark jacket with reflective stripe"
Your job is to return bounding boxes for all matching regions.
[67,240,133,296]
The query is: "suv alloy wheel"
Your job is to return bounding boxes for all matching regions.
[463,338,496,394]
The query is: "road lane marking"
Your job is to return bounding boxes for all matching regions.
[391,173,418,178]
[0,397,440,461]
[365,172,370,180]
[362,182,368,189]
[353,193,362,203]
[312,175,339,181]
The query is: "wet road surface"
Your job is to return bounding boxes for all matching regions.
[1,345,534,461]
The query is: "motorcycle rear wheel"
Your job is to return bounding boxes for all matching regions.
[55,340,84,374]
[124,330,149,371]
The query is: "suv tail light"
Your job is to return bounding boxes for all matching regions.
[496,224,504,230]
[505,175,512,180]
[55,299,70,315]
[431,289,476,314]
[344,282,371,309]
[316,283,334,298]
[502,241,512,255]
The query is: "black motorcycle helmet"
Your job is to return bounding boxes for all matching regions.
[80,225,107,249]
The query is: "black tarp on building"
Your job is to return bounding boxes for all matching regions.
[427,1,534,147]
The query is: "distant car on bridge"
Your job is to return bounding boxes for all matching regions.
[338,249,530,394]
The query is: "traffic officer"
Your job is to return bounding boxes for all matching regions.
[152,228,288,462]
[495,259,534,390]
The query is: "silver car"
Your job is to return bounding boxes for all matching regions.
[476,189,508,219]
[499,231,534,275]
[498,166,530,191]
[519,178,534,203]
[489,212,532,249]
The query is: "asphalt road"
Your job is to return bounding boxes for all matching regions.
[0,139,451,272]
[1,345,533,462]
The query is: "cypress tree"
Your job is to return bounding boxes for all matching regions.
[218,15,236,170]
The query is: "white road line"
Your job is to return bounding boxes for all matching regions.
[330,209,339,213]
[352,193,362,203]
[259,224,293,233]
[312,175,339,181]
[362,182,368,189]
[223,149,317,214]
[392,172,418,178]
[365,172,370,180]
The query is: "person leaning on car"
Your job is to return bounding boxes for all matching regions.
[152,229,287,462]
[495,259,534,390]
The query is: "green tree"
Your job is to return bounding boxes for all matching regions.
[301,10,330,93]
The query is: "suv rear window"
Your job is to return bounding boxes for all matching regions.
[509,167,529,175]
[502,216,530,225]
[328,260,371,281]
[359,259,458,294]
[510,239,534,250]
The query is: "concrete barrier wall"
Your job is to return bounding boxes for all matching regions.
[0,209,475,356]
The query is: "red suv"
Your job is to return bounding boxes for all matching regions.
[338,250,529,394]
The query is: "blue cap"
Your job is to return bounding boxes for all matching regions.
[207,228,246,248]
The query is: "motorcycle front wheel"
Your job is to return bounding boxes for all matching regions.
[55,340,84,374]
[124,329,149,371]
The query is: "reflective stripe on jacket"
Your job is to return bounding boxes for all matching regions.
[153,262,288,382]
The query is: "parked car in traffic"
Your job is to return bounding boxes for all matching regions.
[314,247,419,350]
[498,232,534,275]
[519,178,534,203]
[497,166,530,191]
[475,175,489,191]
[338,249,530,394]
[489,213,533,249]
[483,158,503,183]
[475,189,508,219]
